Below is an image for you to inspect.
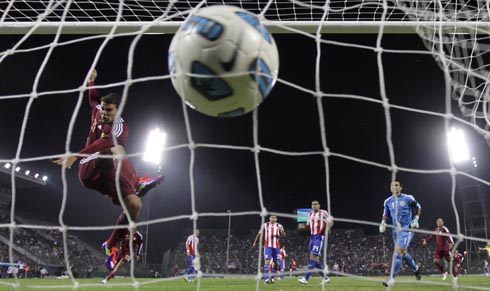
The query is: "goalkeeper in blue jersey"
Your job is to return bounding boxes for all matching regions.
[379,180,422,287]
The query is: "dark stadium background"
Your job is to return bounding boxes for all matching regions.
[0,33,489,264]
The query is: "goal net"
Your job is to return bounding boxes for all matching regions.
[1,0,490,290]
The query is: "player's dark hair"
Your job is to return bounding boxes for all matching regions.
[101,93,121,108]
[393,180,402,187]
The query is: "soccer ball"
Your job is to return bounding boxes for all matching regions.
[168,5,279,117]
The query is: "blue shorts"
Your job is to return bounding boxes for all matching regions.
[264,247,281,262]
[309,235,325,257]
[187,254,196,267]
[392,230,414,249]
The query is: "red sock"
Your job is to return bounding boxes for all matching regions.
[435,261,445,273]
[106,213,128,248]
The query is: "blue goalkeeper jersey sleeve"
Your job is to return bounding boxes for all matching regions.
[382,193,421,228]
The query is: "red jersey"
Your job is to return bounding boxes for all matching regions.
[186,234,199,256]
[258,222,284,248]
[79,81,128,156]
[289,260,297,270]
[119,231,143,259]
[425,226,454,250]
[307,209,330,235]
[453,253,464,265]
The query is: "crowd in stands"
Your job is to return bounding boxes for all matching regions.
[0,209,104,278]
[172,228,446,277]
[0,211,478,280]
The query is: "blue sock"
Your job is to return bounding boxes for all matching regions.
[391,253,403,279]
[316,261,326,278]
[185,266,195,275]
[304,259,316,280]
[403,253,418,271]
[263,264,270,280]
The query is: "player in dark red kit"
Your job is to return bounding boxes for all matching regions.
[102,229,144,284]
[451,249,464,284]
[53,69,163,266]
[422,218,454,281]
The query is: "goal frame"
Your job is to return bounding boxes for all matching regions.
[0,21,488,34]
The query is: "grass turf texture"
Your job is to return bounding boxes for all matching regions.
[0,276,489,291]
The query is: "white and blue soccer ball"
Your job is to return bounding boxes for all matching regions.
[168,5,279,117]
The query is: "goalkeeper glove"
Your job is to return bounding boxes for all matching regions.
[410,216,419,228]
[379,220,387,233]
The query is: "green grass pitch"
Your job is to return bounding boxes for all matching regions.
[0,276,489,291]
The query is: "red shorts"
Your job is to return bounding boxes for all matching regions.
[434,248,451,260]
[78,153,139,205]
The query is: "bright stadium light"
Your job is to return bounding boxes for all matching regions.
[15,166,20,172]
[42,175,48,181]
[143,128,167,165]
[472,156,478,168]
[34,173,40,178]
[447,127,470,163]
[24,170,30,175]
[4,163,11,169]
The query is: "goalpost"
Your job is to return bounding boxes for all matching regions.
[1,0,490,290]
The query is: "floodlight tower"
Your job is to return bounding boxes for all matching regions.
[141,127,167,274]
[447,127,489,271]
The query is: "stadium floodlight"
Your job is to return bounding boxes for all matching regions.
[42,175,48,181]
[15,166,20,172]
[4,163,11,169]
[34,173,39,178]
[24,170,30,175]
[472,156,478,168]
[447,127,470,163]
[142,128,167,165]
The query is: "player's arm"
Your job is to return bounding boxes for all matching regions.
[326,213,334,234]
[445,228,454,249]
[52,155,79,169]
[379,200,390,233]
[252,232,261,248]
[423,233,434,245]
[87,69,101,108]
[379,216,388,233]
[410,198,421,228]
[53,137,117,169]
[252,224,264,247]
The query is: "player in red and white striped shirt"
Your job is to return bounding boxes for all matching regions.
[298,200,334,285]
[184,229,200,283]
[253,215,285,284]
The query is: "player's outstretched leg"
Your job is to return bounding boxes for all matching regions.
[102,271,115,284]
[136,174,165,197]
[101,244,117,270]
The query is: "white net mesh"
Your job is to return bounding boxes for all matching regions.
[1,0,490,290]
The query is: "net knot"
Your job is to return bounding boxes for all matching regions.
[188,142,197,150]
[260,208,268,217]
[190,212,198,221]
